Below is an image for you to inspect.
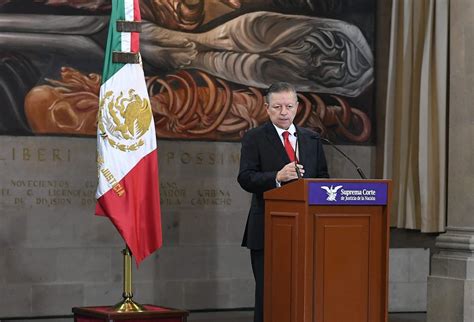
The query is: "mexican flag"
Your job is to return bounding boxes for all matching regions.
[95,0,162,265]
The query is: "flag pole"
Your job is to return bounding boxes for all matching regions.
[112,245,146,312]
[97,1,162,311]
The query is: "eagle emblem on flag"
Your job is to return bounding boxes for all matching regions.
[98,89,152,152]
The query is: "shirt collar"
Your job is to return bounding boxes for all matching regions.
[272,123,297,138]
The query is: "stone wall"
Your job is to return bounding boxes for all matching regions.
[389,248,430,312]
[0,135,375,316]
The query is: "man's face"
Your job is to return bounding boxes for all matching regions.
[265,90,298,130]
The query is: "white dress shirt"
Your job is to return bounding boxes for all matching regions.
[272,123,299,159]
[273,123,300,187]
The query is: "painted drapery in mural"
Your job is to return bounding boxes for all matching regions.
[0,0,375,144]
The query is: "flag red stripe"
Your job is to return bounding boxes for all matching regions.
[95,149,162,264]
[131,0,140,52]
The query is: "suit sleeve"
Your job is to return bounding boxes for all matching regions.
[237,130,279,194]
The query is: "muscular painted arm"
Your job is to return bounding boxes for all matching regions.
[141,11,373,96]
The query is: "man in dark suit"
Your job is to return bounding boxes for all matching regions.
[237,82,329,322]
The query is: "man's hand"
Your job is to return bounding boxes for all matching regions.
[276,162,305,182]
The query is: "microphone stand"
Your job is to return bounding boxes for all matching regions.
[294,132,302,179]
[320,137,367,179]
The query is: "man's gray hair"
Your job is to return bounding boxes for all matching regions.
[265,82,297,103]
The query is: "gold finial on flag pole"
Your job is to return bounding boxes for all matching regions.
[112,246,146,312]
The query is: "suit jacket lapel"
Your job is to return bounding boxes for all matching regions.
[263,122,290,164]
[295,126,309,166]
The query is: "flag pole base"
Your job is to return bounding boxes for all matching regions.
[112,297,146,312]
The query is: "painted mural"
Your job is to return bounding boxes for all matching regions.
[0,0,375,143]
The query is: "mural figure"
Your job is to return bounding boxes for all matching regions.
[0,0,375,144]
[141,11,373,97]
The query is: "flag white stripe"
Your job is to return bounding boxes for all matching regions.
[96,63,156,199]
[120,0,135,52]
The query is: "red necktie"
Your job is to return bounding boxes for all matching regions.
[282,131,297,162]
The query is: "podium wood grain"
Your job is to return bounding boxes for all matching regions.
[264,179,390,322]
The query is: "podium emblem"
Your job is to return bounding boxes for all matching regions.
[320,185,343,201]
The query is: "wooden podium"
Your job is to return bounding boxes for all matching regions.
[263,179,391,322]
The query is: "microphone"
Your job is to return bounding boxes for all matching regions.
[316,136,367,179]
[293,132,302,179]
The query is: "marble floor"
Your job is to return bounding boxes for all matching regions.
[0,311,426,322]
[188,310,426,322]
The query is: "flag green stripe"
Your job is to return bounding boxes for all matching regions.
[101,0,126,84]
